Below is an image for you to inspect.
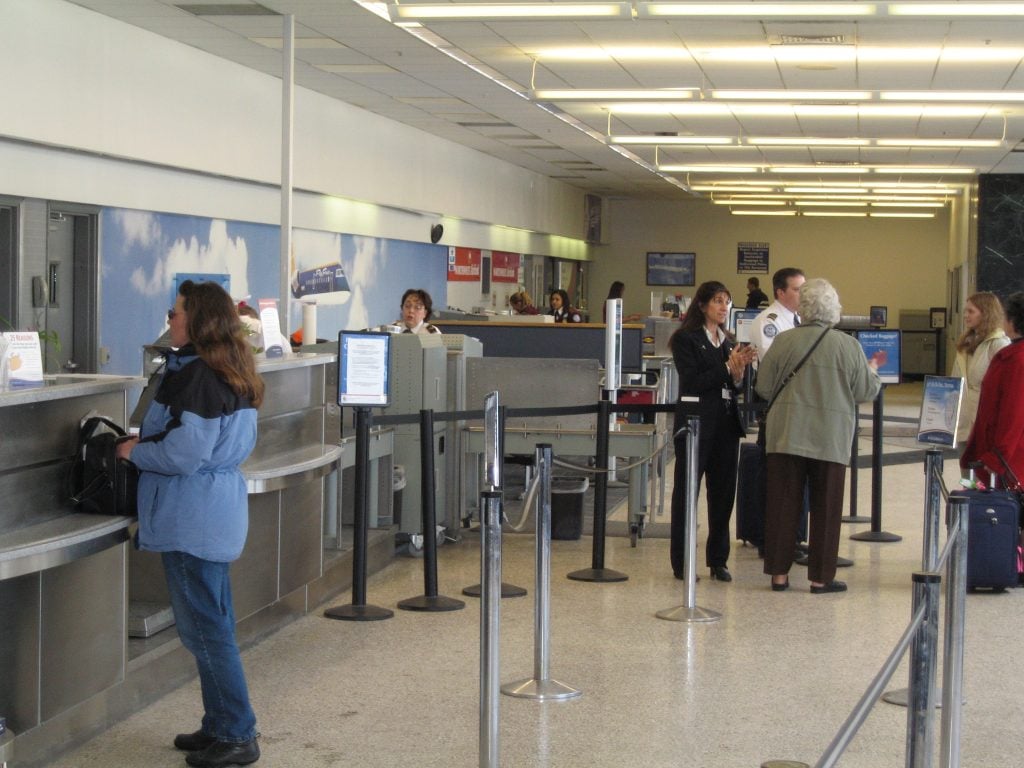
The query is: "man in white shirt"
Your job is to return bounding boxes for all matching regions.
[749,267,806,363]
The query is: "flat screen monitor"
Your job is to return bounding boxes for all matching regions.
[729,308,761,344]
[337,330,391,407]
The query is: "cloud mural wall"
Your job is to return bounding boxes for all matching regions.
[100,207,447,374]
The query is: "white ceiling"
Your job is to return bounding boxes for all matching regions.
[66,0,1024,212]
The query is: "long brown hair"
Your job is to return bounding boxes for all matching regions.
[678,280,733,335]
[179,280,265,408]
[956,292,1004,355]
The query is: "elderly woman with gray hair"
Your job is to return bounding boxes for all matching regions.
[755,279,882,594]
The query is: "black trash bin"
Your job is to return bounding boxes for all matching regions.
[549,477,589,540]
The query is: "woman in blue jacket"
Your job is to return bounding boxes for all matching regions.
[117,280,265,767]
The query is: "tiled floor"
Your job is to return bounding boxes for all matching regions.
[44,385,1024,768]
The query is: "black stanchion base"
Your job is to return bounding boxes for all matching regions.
[461,582,528,598]
[795,555,854,568]
[397,594,466,612]
[323,603,394,621]
[841,515,872,524]
[849,530,902,543]
[566,567,629,583]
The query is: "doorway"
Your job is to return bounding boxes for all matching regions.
[45,204,99,373]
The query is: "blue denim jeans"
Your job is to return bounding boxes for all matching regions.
[162,551,257,743]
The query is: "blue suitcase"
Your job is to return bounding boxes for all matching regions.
[951,489,1020,591]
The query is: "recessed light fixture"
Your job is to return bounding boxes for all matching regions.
[640,3,876,17]
[533,89,697,101]
[387,2,632,21]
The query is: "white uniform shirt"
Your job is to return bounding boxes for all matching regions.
[749,300,799,363]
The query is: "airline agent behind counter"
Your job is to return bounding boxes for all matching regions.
[396,288,442,334]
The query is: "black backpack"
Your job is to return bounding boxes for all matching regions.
[67,416,139,516]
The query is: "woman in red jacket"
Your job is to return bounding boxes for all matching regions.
[961,291,1024,484]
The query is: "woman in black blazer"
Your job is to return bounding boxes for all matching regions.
[669,281,755,582]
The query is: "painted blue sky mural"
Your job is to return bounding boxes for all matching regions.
[100,208,447,375]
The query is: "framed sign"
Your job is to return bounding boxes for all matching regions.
[929,307,947,329]
[646,252,695,286]
[869,305,888,328]
[917,375,964,447]
[856,329,902,385]
[337,331,391,407]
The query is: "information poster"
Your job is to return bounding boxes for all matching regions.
[447,247,482,282]
[338,331,391,406]
[729,308,761,343]
[0,332,45,388]
[917,375,964,447]
[856,330,901,385]
[258,299,286,358]
[737,242,769,274]
[490,251,520,283]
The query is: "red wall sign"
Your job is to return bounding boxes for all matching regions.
[447,247,482,281]
[491,251,520,283]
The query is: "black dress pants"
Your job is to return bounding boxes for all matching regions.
[669,408,740,575]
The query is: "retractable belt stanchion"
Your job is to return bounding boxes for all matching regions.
[465,404,527,599]
[656,413,721,623]
[502,444,581,701]
[568,398,628,582]
[850,387,902,543]
[324,406,394,622]
[906,572,941,768]
[884,449,944,707]
[843,423,869,524]
[478,392,502,768]
[398,409,465,612]
[940,498,968,768]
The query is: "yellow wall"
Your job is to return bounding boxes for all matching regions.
[589,197,952,323]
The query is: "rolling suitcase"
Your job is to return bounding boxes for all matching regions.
[951,489,1020,591]
[735,443,766,549]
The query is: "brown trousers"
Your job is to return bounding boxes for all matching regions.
[763,453,847,584]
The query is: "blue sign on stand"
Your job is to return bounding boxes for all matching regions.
[917,375,964,447]
[856,329,901,384]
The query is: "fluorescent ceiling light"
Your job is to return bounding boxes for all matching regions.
[534,47,693,61]
[730,210,798,216]
[873,167,976,174]
[802,211,868,217]
[871,202,945,208]
[875,138,1003,148]
[795,201,869,207]
[749,137,869,147]
[387,3,632,21]
[770,166,865,174]
[659,164,762,173]
[888,3,1024,16]
[534,89,696,101]
[608,135,735,145]
[869,212,936,218]
[640,3,876,17]
[691,185,778,192]
[713,90,872,101]
[881,91,1024,103]
[712,199,787,205]
[784,187,869,193]
[609,103,993,118]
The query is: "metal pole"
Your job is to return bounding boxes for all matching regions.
[940,499,968,768]
[279,14,293,314]
[657,414,721,623]
[906,572,941,768]
[568,398,628,582]
[398,410,465,612]
[324,407,393,621]
[502,445,581,701]
[882,449,944,706]
[850,388,901,542]
[479,490,502,768]
[464,394,527,599]
[843,423,869,523]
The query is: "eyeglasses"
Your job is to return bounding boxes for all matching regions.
[402,302,426,311]
[167,308,180,321]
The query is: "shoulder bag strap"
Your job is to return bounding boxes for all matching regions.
[765,326,831,415]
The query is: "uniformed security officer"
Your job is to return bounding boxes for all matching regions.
[749,267,806,363]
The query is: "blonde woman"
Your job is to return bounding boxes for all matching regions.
[953,292,1009,439]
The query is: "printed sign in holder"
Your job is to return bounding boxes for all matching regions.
[850,330,903,544]
[917,376,964,448]
[325,331,394,621]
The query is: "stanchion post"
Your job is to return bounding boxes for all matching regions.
[882,449,944,707]
[568,398,628,582]
[940,499,968,768]
[398,409,465,612]
[479,490,502,768]
[843,424,869,524]
[324,407,394,621]
[502,444,581,701]
[656,414,721,623]
[850,388,901,542]
[906,572,941,768]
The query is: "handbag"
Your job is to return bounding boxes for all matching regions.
[67,416,139,516]
[756,325,831,448]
